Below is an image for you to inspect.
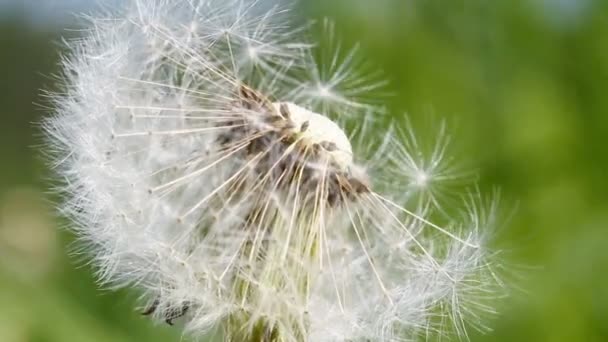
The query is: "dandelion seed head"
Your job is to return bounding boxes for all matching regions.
[43,0,506,341]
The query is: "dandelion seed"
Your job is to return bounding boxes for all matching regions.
[43,0,505,341]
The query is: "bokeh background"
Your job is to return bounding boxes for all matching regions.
[1,0,607,341]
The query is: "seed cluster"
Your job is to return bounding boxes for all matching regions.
[44,1,504,340]
[219,85,369,209]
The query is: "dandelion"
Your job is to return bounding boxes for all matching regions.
[43,0,504,341]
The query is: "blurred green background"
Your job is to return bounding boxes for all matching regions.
[1,0,607,341]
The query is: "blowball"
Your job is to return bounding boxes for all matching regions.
[44,0,504,341]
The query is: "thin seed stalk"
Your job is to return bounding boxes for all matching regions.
[225,205,320,342]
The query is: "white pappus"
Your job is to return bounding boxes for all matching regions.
[43,0,505,341]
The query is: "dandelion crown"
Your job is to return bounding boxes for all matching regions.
[44,0,504,341]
